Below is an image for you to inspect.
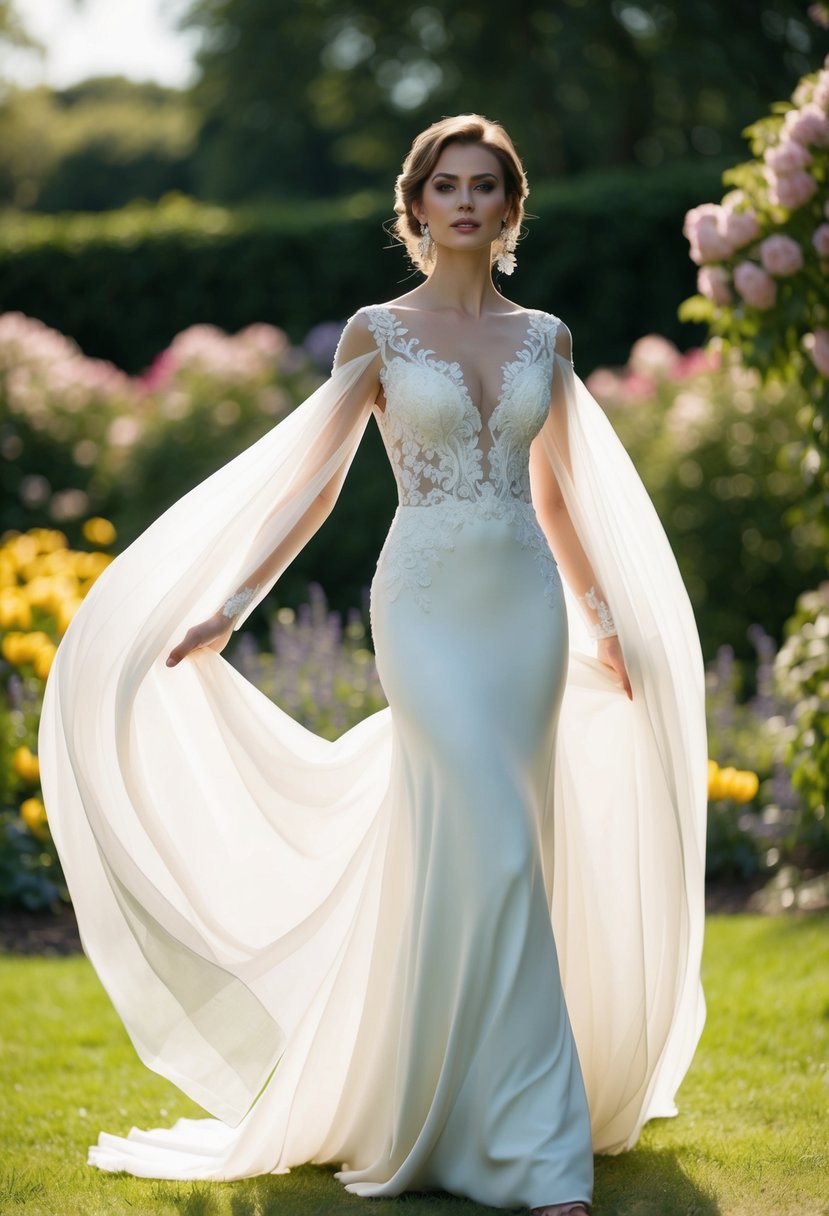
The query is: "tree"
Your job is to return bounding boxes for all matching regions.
[178,0,825,201]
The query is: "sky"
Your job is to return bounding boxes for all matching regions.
[3,0,199,89]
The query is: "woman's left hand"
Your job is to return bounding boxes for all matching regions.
[597,635,633,700]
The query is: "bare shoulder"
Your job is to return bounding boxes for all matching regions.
[333,308,380,369]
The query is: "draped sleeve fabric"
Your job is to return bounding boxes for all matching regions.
[37,333,708,1155]
[38,349,385,1126]
[535,349,708,1152]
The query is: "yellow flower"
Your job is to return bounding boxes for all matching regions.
[0,587,32,629]
[82,517,117,547]
[1,631,54,670]
[20,796,48,839]
[32,640,56,680]
[708,759,760,803]
[13,745,40,783]
[29,528,68,554]
[55,597,83,635]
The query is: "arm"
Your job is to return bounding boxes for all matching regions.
[529,322,632,699]
[167,315,382,667]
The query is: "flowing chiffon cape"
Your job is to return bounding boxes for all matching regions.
[38,345,707,1159]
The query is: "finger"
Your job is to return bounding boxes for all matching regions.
[166,632,200,667]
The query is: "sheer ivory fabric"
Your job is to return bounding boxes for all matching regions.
[38,305,706,1207]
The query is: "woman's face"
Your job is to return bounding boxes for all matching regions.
[413,142,510,257]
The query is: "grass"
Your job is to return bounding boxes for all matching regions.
[0,913,827,1216]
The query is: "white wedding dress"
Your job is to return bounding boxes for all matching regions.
[39,304,707,1211]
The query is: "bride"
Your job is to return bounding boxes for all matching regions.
[39,115,707,1216]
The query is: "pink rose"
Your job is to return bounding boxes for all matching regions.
[784,104,829,147]
[766,169,819,210]
[733,262,777,309]
[722,209,760,249]
[805,328,829,377]
[683,203,731,264]
[764,140,813,174]
[759,234,804,277]
[812,224,829,257]
[697,265,733,305]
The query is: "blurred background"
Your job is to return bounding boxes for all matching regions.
[1,0,828,910]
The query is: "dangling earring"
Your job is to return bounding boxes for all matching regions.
[497,223,518,275]
[418,221,435,265]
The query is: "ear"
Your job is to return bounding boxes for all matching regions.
[411,197,426,227]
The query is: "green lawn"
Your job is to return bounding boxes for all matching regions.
[1,914,827,1216]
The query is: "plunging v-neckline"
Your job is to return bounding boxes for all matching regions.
[372,305,543,430]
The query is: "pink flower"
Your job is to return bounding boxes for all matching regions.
[584,368,623,404]
[733,262,777,309]
[629,334,680,378]
[805,328,829,376]
[766,169,819,210]
[722,209,760,249]
[682,203,731,264]
[675,347,721,378]
[812,224,829,257]
[764,140,813,174]
[813,71,829,112]
[698,265,733,305]
[759,234,804,277]
[783,104,829,147]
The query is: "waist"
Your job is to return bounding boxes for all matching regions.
[395,492,536,522]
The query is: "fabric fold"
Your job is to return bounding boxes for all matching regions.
[38,339,706,1164]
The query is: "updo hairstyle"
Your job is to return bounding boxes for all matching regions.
[392,114,529,275]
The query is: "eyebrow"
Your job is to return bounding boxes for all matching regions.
[430,171,499,181]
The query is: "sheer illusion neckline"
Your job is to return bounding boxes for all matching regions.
[367,304,550,428]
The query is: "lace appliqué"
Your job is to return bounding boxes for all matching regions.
[362,304,561,612]
[221,585,257,621]
[375,499,561,613]
[580,585,618,639]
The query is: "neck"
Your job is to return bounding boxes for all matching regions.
[416,248,504,317]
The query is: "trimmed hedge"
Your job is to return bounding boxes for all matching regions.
[0,158,730,375]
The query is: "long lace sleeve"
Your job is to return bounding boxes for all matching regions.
[530,324,619,642]
[211,322,381,631]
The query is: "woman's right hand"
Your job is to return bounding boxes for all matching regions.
[166,612,235,668]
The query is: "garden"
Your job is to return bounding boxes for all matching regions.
[1,4,828,1214]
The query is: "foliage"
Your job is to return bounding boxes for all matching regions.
[0,310,322,547]
[0,159,728,376]
[177,0,822,202]
[0,79,198,211]
[232,583,387,740]
[773,583,829,860]
[2,915,828,1215]
[704,630,803,880]
[0,526,116,910]
[680,52,829,546]
[587,335,826,661]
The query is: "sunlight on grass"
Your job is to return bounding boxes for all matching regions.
[0,913,826,1216]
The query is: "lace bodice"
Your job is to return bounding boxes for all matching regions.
[360,304,563,611]
[362,304,559,509]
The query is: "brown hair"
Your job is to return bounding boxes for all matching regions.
[392,114,529,275]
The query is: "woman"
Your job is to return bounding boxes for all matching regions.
[39,115,707,1216]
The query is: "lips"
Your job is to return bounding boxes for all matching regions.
[451,221,480,230]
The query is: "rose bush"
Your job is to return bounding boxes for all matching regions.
[680,50,829,542]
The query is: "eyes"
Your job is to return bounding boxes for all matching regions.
[434,181,496,193]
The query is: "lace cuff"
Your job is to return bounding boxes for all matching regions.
[219,584,258,623]
[579,585,617,639]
